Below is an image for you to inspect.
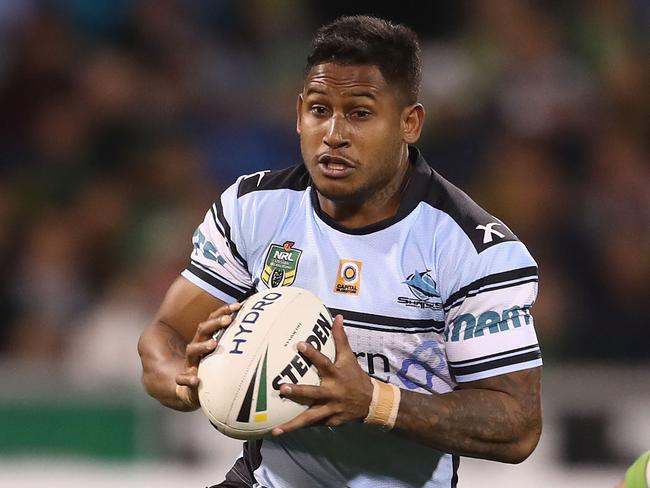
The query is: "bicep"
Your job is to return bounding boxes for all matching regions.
[155,275,228,342]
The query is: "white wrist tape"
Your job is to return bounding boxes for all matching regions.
[364,378,401,430]
[176,384,198,409]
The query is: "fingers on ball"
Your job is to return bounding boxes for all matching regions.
[197,315,231,337]
[208,301,241,319]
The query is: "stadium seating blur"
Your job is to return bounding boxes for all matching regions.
[0,1,647,487]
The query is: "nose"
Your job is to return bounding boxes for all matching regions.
[323,115,350,149]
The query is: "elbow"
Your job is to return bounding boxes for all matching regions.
[137,332,149,375]
[137,331,151,366]
[503,420,543,464]
[137,331,156,394]
[137,334,149,389]
[503,444,536,464]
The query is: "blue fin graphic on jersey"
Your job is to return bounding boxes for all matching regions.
[404,271,440,298]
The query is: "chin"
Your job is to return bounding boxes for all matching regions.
[312,180,365,204]
[312,178,354,201]
[312,181,347,201]
[306,163,364,203]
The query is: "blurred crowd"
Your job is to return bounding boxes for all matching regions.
[0,0,648,389]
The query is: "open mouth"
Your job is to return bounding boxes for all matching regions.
[317,154,356,178]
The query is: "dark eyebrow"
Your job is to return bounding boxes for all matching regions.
[304,87,377,101]
[348,91,377,101]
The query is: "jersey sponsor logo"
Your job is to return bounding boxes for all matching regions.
[397,340,453,390]
[261,241,302,288]
[192,228,226,265]
[445,306,532,342]
[354,350,390,376]
[397,270,444,320]
[476,222,505,244]
[334,259,362,295]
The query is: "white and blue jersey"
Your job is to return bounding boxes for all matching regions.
[182,146,542,488]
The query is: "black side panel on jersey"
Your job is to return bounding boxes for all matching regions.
[237,164,310,198]
[424,167,519,253]
[451,454,460,487]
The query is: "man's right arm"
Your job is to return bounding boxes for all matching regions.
[137,275,234,411]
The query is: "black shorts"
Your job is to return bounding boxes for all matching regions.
[208,440,263,488]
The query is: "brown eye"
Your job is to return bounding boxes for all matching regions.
[310,106,328,116]
[352,110,371,120]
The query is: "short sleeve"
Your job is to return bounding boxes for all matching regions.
[443,241,542,383]
[181,179,254,302]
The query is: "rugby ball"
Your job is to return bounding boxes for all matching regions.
[197,286,335,440]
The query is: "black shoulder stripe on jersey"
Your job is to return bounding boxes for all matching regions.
[237,164,310,198]
[209,205,226,238]
[443,266,538,310]
[213,198,248,269]
[448,344,540,367]
[186,263,248,300]
[190,259,248,293]
[423,164,519,253]
[449,349,542,377]
[344,322,443,334]
[444,277,539,313]
[330,308,445,333]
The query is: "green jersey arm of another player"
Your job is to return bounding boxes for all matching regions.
[274,325,542,465]
[137,276,236,411]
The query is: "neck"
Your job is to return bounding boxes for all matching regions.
[317,149,412,229]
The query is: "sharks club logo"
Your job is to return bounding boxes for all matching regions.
[397,270,445,320]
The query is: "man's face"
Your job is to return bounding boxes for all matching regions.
[297,63,410,204]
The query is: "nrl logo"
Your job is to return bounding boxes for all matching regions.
[261,241,302,288]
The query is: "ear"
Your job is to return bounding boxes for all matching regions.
[296,94,303,135]
[401,103,425,144]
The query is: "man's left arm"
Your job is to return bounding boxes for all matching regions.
[395,367,542,463]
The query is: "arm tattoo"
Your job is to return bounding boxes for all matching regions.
[160,320,187,359]
[166,335,186,358]
[394,368,542,462]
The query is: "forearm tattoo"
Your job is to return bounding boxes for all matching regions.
[394,368,542,461]
[160,320,187,359]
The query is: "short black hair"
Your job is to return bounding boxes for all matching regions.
[305,15,422,105]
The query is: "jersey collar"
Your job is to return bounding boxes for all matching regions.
[309,145,433,235]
